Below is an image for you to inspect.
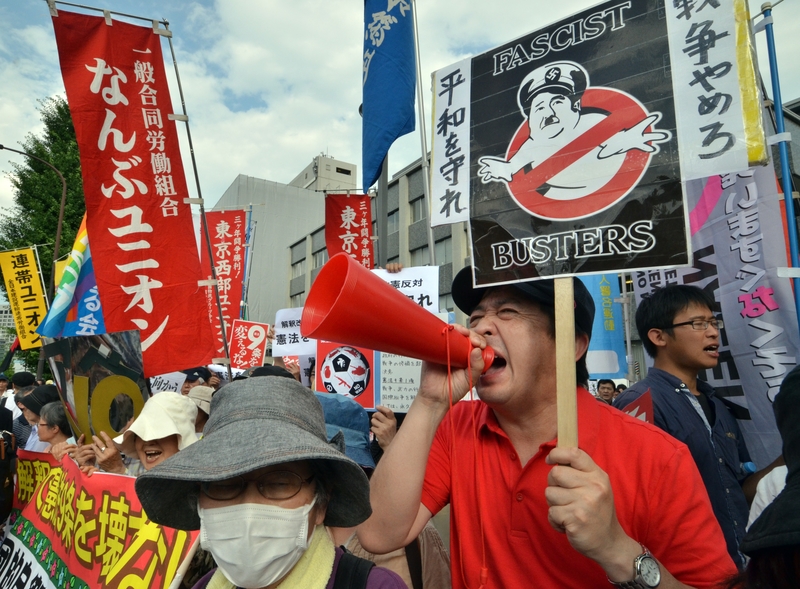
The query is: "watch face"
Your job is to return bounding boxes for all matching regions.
[639,556,661,586]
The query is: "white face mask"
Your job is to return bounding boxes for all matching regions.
[198,498,317,589]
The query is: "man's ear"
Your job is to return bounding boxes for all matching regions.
[575,332,589,361]
[647,328,670,351]
[571,98,581,113]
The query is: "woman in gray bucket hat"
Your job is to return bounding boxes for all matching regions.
[135,376,406,589]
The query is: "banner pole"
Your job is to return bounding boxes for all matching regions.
[163,27,233,381]
[759,4,800,335]
[619,272,635,383]
[240,204,253,320]
[243,217,258,322]
[411,0,436,266]
[554,277,578,448]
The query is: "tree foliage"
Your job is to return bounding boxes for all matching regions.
[0,96,86,292]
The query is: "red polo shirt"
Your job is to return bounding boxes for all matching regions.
[421,388,737,589]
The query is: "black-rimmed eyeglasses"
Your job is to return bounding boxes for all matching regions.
[666,319,723,331]
[201,471,315,501]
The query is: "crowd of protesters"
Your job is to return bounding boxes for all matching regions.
[0,275,797,589]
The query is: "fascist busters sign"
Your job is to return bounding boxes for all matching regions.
[435,0,692,285]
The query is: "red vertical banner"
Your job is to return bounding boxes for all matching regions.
[325,194,374,268]
[51,11,215,377]
[199,210,246,354]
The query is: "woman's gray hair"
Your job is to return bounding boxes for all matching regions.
[39,402,72,438]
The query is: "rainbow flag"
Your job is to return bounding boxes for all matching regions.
[37,215,106,337]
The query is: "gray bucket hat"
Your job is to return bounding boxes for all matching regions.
[135,376,371,531]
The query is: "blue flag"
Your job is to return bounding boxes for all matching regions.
[583,274,628,379]
[362,0,416,189]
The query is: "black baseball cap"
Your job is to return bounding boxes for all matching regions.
[183,367,212,383]
[451,267,595,338]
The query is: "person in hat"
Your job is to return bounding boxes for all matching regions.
[726,365,800,589]
[181,367,212,395]
[83,392,198,477]
[20,384,61,452]
[135,377,406,589]
[359,268,737,588]
[614,285,783,568]
[187,386,213,434]
[9,372,36,448]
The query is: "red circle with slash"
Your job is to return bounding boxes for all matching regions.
[505,87,654,221]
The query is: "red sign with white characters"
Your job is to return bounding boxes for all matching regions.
[325,194,374,268]
[228,319,269,370]
[52,11,215,376]
[199,210,247,354]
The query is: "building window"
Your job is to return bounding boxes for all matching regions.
[291,259,306,279]
[439,293,454,313]
[290,292,305,307]
[435,237,452,265]
[313,249,329,269]
[291,240,306,260]
[388,210,399,235]
[410,246,429,267]
[410,197,426,223]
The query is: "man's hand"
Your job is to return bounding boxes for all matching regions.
[371,406,398,450]
[50,442,76,461]
[71,434,96,467]
[92,432,126,475]
[545,447,641,580]
[416,324,486,415]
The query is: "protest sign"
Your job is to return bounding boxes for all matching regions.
[325,194,374,269]
[0,248,48,350]
[52,10,216,376]
[430,0,763,286]
[583,274,627,379]
[43,330,148,440]
[273,308,315,356]
[632,162,798,467]
[316,342,375,410]
[148,371,185,393]
[371,266,439,313]
[200,210,248,355]
[430,58,471,227]
[0,451,198,589]
[228,319,269,370]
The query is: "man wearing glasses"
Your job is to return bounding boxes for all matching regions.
[615,285,775,569]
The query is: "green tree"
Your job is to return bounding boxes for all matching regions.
[0,96,85,372]
[0,96,86,291]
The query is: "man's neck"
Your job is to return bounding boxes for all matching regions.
[652,358,700,395]
[491,397,559,466]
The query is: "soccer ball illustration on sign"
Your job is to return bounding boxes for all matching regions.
[320,346,371,398]
[477,61,671,221]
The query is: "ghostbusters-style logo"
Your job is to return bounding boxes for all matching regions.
[478,61,671,221]
[320,346,371,398]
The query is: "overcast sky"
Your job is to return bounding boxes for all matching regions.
[1,0,799,215]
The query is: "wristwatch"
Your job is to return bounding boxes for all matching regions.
[609,545,661,588]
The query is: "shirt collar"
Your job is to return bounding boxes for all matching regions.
[477,387,600,453]
[647,367,716,398]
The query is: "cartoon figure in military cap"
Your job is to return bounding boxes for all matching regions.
[478,61,670,214]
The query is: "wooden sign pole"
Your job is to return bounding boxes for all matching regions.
[554,277,578,448]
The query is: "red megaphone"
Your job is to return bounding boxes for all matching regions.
[301,253,494,371]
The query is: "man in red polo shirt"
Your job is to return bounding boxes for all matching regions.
[358,268,737,589]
